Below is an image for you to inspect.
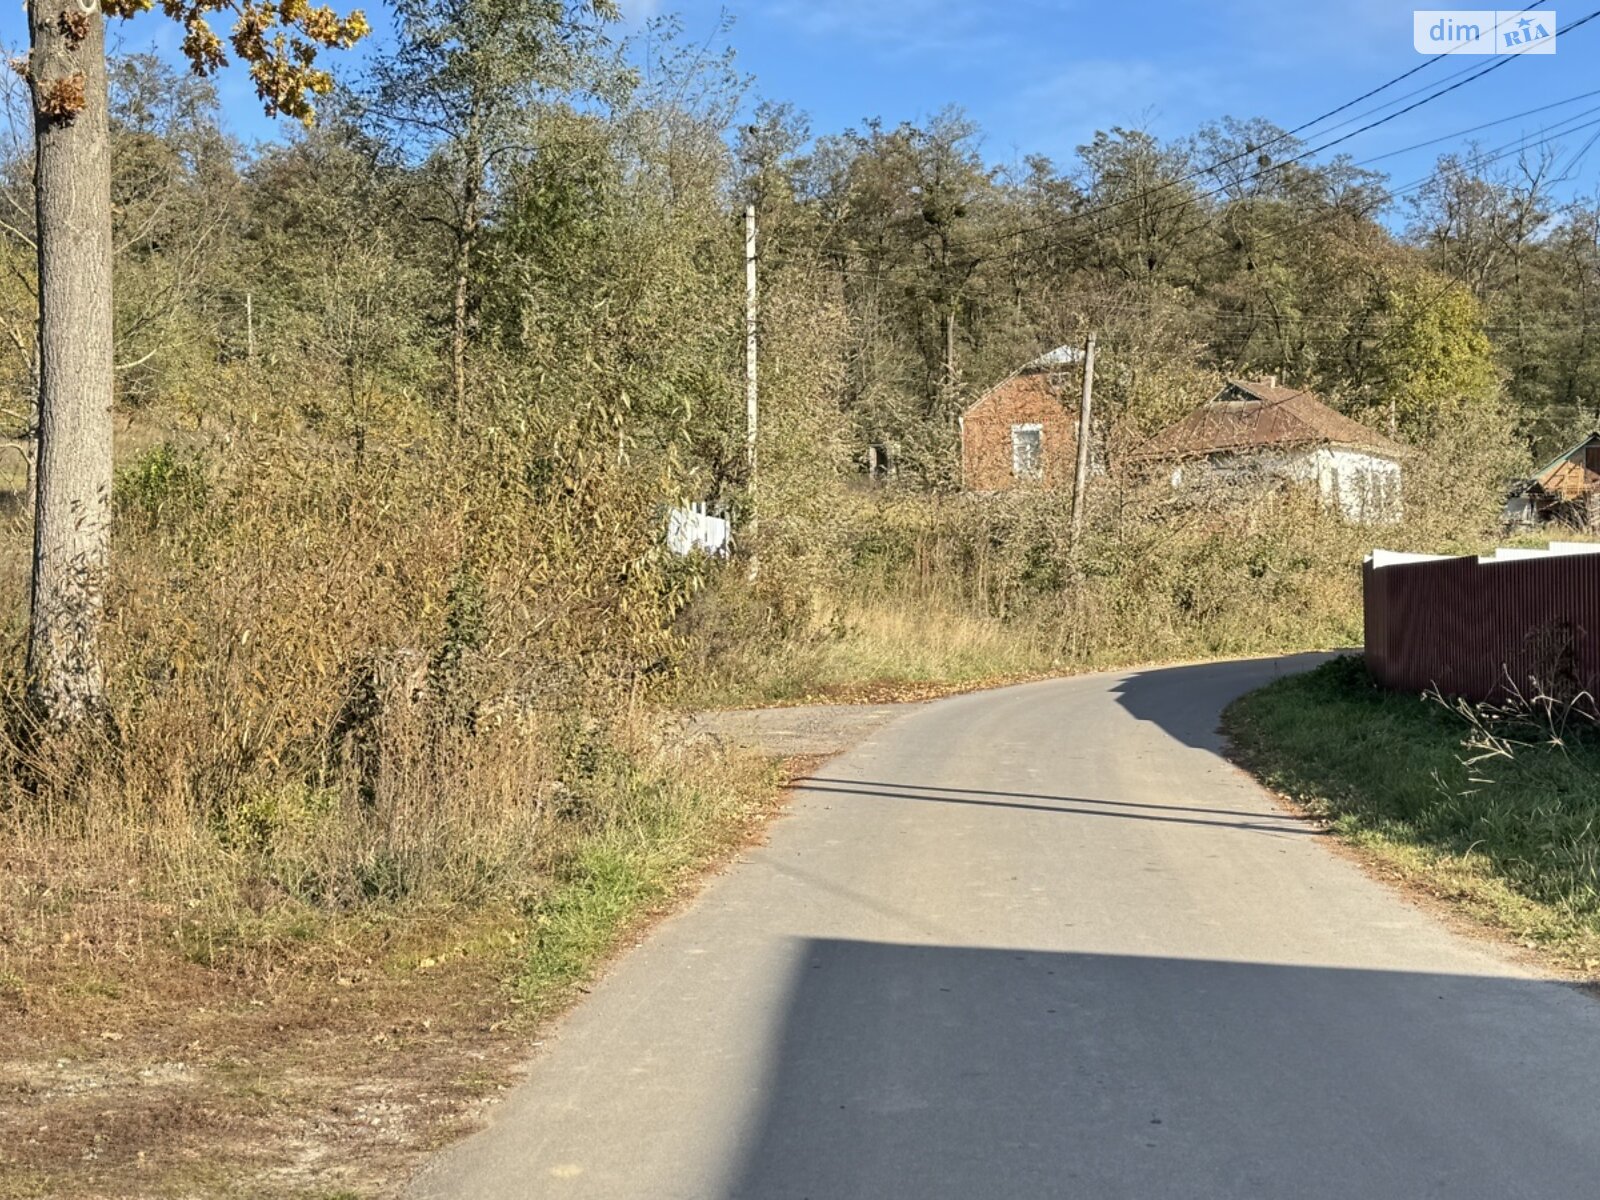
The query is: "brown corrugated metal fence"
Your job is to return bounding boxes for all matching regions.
[1364,553,1600,700]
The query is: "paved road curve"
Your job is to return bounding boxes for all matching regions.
[409,655,1600,1200]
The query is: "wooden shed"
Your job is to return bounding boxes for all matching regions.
[1505,433,1600,528]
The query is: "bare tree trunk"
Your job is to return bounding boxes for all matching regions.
[450,133,482,428]
[25,0,113,725]
[943,310,956,387]
[451,235,469,424]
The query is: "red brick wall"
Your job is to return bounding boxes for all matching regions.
[960,372,1077,492]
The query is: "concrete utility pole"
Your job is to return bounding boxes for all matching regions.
[1070,331,1096,546]
[744,203,759,578]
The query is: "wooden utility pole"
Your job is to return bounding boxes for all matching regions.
[245,292,257,362]
[744,203,759,578]
[1070,332,1097,546]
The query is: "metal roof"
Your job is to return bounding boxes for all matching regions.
[1133,380,1409,460]
[1024,345,1084,369]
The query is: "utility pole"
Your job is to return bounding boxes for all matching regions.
[744,203,759,579]
[245,292,256,363]
[1070,332,1096,547]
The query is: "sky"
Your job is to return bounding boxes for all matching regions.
[3,2,1599,211]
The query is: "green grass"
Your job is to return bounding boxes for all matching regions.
[512,751,777,1013]
[1226,656,1600,969]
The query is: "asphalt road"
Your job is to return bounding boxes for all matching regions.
[409,654,1600,1200]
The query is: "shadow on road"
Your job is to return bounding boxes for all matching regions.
[791,780,1316,836]
[723,938,1596,1200]
[1108,652,1343,752]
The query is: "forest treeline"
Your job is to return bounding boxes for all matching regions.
[7,15,1600,493]
[4,20,1598,493]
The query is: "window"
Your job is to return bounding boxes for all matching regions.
[1011,424,1043,479]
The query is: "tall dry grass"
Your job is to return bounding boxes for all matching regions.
[0,423,761,989]
[679,477,1376,705]
[0,400,1521,985]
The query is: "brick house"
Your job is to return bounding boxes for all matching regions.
[959,347,1082,492]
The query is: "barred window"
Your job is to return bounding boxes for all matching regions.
[1011,425,1043,478]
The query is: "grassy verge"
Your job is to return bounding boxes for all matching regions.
[681,589,1358,710]
[0,736,781,1200]
[1226,656,1600,973]
[680,594,1065,708]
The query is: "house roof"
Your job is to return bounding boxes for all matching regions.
[1538,459,1600,499]
[1528,432,1600,499]
[1024,344,1084,369]
[962,345,1083,418]
[1134,379,1409,460]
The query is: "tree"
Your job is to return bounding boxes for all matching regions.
[1361,266,1499,439]
[18,0,367,724]
[1075,127,1204,285]
[245,116,435,458]
[366,0,627,426]
[108,55,243,410]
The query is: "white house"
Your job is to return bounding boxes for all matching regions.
[1136,379,1409,523]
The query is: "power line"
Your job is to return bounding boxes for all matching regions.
[795,111,1600,348]
[958,94,1600,281]
[951,4,1594,257]
[1285,12,1557,145]
[1557,124,1600,179]
[1357,88,1600,164]
[1185,110,1600,272]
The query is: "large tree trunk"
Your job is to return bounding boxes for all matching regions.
[25,0,114,725]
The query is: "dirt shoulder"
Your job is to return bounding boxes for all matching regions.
[0,708,883,1200]
[686,701,923,760]
[0,901,533,1200]
[0,759,800,1198]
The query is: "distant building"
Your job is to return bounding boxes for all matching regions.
[958,346,1084,492]
[1134,379,1409,523]
[1504,432,1600,529]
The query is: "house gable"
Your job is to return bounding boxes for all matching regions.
[960,370,1077,492]
[1531,432,1600,500]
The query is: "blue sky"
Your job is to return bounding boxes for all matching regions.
[5,2,1599,209]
